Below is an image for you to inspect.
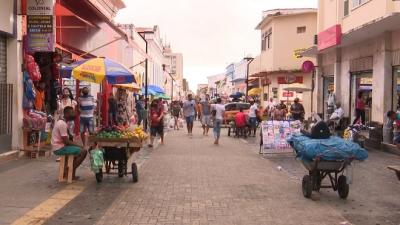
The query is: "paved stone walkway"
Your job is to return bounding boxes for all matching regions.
[91,126,346,225]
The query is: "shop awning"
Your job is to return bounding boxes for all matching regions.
[248,88,262,96]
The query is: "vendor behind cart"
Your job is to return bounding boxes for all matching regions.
[51,106,87,180]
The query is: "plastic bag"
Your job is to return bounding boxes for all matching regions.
[178,118,184,128]
[90,148,104,173]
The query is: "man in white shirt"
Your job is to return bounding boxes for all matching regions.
[248,100,258,137]
[211,98,225,145]
[183,94,196,135]
[330,102,344,121]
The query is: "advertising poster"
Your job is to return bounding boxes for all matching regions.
[26,0,54,52]
[261,120,301,154]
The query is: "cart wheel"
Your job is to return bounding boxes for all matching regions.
[338,175,349,199]
[131,163,138,183]
[95,169,103,183]
[118,160,124,178]
[302,175,312,198]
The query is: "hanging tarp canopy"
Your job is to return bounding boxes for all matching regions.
[141,85,165,95]
[60,58,136,84]
[113,83,141,92]
[248,88,262,96]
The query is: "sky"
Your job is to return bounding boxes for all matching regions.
[115,0,317,91]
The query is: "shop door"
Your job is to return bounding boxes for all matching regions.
[350,72,372,124]
[322,76,334,120]
[0,36,12,153]
[393,66,400,110]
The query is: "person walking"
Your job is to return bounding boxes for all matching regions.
[290,98,305,122]
[248,100,258,137]
[183,94,196,135]
[171,101,182,130]
[78,87,95,147]
[211,98,225,145]
[353,92,366,125]
[200,94,212,135]
[108,92,118,126]
[148,100,164,148]
[135,95,144,126]
[51,106,87,180]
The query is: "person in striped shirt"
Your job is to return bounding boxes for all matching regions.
[78,87,95,146]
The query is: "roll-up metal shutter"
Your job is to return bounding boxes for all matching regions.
[0,36,6,83]
[393,50,400,66]
[350,56,373,73]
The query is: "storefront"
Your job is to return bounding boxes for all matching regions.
[322,76,334,120]
[0,0,17,153]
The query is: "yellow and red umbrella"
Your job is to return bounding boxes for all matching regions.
[61,58,135,84]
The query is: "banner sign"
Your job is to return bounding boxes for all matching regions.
[318,24,342,51]
[27,0,54,52]
[261,120,301,154]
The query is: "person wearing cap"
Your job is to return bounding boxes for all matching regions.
[290,98,305,121]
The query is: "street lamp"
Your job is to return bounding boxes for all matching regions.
[162,64,176,100]
[244,56,254,102]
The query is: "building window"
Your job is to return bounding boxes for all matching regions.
[297,26,306,34]
[352,0,368,8]
[344,0,349,16]
[262,28,272,51]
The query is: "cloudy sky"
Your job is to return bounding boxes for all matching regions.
[115,0,317,91]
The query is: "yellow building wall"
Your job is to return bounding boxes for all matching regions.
[342,0,390,33]
[318,0,339,32]
[271,13,317,71]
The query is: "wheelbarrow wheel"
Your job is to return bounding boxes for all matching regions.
[302,175,312,198]
[337,175,349,199]
[131,163,138,183]
[95,169,103,183]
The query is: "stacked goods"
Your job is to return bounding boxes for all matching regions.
[95,126,148,142]
[23,110,48,130]
[288,134,368,162]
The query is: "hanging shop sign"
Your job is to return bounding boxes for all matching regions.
[277,75,303,84]
[26,0,55,52]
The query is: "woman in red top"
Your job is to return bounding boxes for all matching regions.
[353,91,366,125]
[148,100,164,148]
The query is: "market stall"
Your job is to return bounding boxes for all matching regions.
[61,57,149,183]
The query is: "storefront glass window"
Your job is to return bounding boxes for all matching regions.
[350,73,372,124]
[323,76,334,120]
[393,66,400,110]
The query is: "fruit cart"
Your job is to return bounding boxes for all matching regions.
[89,127,148,183]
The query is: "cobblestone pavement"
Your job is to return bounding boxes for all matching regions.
[44,124,350,225]
[243,133,400,225]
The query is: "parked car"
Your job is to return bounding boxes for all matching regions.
[223,102,251,124]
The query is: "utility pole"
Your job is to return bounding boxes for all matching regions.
[244,56,254,102]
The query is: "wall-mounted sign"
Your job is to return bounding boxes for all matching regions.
[294,48,307,59]
[283,91,294,98]
[318,24,342,51]
[278,76,303,84]
[26,0,54,52]
[27,0,54,15]
[302,60,315,73]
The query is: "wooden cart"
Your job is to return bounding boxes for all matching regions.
[88,136,144,183]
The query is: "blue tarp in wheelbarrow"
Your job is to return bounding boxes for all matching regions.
[287,134,368,162]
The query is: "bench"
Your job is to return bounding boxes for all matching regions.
[387,166,400,181]
[58,155,75,183]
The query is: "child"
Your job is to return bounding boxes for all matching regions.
[383,111,396,144]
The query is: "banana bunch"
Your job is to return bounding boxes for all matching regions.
[133,127,148,141]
